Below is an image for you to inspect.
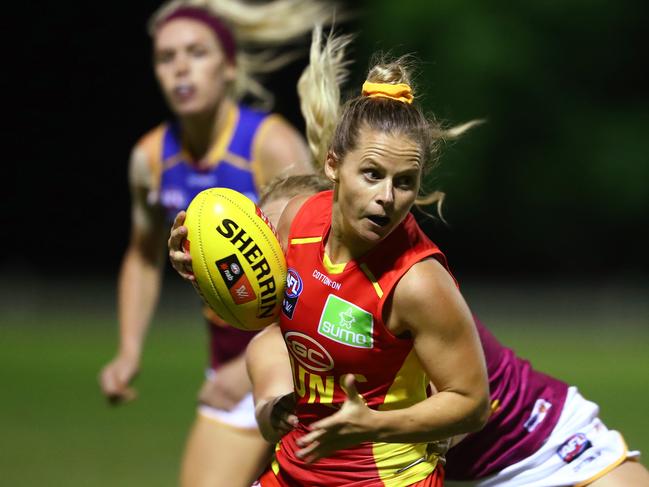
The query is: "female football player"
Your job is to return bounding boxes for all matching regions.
[97,2,339,486]
[170,30,491,486]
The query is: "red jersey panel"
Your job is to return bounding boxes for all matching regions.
[274,191,450,486]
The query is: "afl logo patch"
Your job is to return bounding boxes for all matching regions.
[282,268,303,319]
[557,433,592,463]
[284,332,334,372]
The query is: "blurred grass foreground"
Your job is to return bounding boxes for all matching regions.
[1,275,648,486]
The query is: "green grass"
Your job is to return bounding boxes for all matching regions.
[1,280,647,486]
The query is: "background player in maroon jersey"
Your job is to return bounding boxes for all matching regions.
[97,2,338,486]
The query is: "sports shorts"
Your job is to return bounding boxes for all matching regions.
[196,368,258,430]
[446,387,640,487]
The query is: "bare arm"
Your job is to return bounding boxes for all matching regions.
[296,259,489,461]
[371,259,490,442]
[99,147,167,404]
[246,325,296,442]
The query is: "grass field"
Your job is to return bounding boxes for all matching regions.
[1,277,647,486]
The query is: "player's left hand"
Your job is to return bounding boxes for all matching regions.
[295,374,375,463]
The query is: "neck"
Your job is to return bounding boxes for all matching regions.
[326,205,372,264]
[179,98,234,162]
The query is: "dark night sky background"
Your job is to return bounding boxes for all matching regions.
[5,0,649,282]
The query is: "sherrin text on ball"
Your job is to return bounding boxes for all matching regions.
[183,188,287,331]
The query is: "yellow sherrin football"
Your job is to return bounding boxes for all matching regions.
[183,188,286,331]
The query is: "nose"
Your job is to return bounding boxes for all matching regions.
[173,53,190,77]
[376,180,394,207]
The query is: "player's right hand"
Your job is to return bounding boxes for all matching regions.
[99,354,139,405]
[168,211,195,281]
[255,392,298,443]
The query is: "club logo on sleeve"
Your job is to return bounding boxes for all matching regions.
[318,295,373,349]
[215,254,256,305]
[557,433,592,463]
[282,268,303,319]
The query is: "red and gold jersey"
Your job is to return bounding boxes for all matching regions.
[274,191,451,486]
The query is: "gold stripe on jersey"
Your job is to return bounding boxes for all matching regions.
[290,236,322,245]
[360,263,384,298]
[373,349,438,486]
[221,150,252,171]
[271,443,281,475]
[322,252,347,274]
[205,104,239,167]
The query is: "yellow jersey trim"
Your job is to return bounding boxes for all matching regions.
[290,236,322,245]
[323,252,347,274]
[360,263,384,298]
[205,104,239,167]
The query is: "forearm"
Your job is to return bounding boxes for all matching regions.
[116,246,163,358]
[371,390,489,444]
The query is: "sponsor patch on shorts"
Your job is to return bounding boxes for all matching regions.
[557,433,592,463]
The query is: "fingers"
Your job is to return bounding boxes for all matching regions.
[341,374,360,401]
[99,366,138,406]
[168,212,195,281]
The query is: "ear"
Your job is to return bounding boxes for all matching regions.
[324,151,339,183]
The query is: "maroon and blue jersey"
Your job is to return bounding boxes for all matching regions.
[445,317,569,480]
[136,104,279,368]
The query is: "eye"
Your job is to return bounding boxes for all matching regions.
[395,175,416,190]
[363,168,381,181]
[189,45,208,58]
[155,51,174,64]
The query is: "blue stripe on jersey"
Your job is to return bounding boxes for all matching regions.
[158,105,267,223]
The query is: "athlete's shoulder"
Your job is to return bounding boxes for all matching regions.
[130,123,168,189]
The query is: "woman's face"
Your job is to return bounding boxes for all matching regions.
[326,127,423,252]
[153,18,235,117]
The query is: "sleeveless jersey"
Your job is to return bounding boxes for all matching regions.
[445,317,569,480]
[136,104,276,368]
[273,191,450,487]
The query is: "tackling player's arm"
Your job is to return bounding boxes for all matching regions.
[246,325,296,442]
[99,146,167,404]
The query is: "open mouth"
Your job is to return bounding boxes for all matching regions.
[173,84,196,101]
[367,215,390,227]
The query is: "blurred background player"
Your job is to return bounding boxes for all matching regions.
[243,28,649,487]
[98,1,340,486]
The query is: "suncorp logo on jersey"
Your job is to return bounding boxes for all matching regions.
[318,295,373,349]
[284,332,334,372]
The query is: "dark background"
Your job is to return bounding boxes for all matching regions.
[6,0,649,281]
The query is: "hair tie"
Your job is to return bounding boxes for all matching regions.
[155,6,237,64]
[361,81,413,104]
